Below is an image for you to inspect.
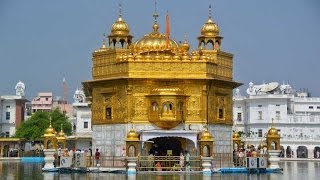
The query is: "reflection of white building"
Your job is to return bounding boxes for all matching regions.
[67,88,92,150]
[233,81,320,158]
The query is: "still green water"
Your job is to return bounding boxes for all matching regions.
[1,161,320,180]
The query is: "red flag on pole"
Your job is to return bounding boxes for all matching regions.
[166,11,170,47]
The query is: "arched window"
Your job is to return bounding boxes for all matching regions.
[152,102,158,112]
[163,102,173,113]
[177,102,183,111]
[203,145,209,157]
[129,145,135,157]
[207,40,214,50]
[214,41,220,50]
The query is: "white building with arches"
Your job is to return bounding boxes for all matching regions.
[233,81,320,158]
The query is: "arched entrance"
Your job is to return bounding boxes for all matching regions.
[280,145,285,157]
[314,146,320,158]
[149,137,182,156]
[297,146,308,158]
[286,146,292,158]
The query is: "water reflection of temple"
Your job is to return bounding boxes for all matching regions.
[83,4,240,161]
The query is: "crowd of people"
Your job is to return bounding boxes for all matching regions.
[233,147,267,167]
[54,148,101,167]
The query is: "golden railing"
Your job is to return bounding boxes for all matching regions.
[78,153,256,169]
[85,156,126,168]
[137,155,202,171]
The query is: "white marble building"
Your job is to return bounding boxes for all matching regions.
[0,81,29,137]
[67,88,92,150]
[233,82,320,158]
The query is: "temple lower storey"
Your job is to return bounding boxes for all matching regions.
[92,123,232,162]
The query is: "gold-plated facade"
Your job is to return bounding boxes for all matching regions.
[83,6,241,130]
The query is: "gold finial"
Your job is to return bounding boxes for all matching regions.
[49,117,52,127]
[271,118,274,127]
[209,4,212,19]
[102,33,106,48]
[118,2,122,17]
[153,0,159,23]
[60,123,63,131]
[184,34,188,43]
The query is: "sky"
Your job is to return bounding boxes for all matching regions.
[0,0,319,102]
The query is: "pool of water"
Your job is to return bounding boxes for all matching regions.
[0,161,320,179]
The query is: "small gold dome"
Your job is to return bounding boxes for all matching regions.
[111,16,130,36]
[200,128,214,141]
[45,124,55,135]
[201,18,219,36]
[127,128,139,141]
[258,143,266,149]
[44,121,57,137]
[58,129,65,137]
[232,131,240,139]
[268,127,279,136]
[180,40,190,52]
[132,23,179,54]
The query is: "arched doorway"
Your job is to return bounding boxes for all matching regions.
[3,145,9,157]
[297,146,308,158]
[280,145,285,157]
[149,137,182,156]
[314,146,320,158]
[286,146,292,158]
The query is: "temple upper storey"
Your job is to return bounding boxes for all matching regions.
[91,5,233,82]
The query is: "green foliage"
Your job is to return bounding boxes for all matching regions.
[14,108,72,140]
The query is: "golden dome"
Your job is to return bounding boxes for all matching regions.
[111,16,130,36]
[126,128,139,141]
[132,23,179,54]
[200,128,214,141]
[180,40,190,52]
[232,131,240,139]
[267,127,279,136]
[201,18,219,36]
[258,143,266,149]
[44,122,56,137]
[58,129,65,137]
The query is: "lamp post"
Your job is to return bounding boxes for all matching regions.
[42,119,57,170]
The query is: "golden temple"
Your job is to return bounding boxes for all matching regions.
[83,4,241,157]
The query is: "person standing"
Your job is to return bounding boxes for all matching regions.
[185,151,190,171]
[95,148,101,166]
[179,152,185,171]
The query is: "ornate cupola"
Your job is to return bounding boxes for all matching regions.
[125,126,139,157]
[266,118,281,150]
[198,5,223,50]
[108,3,133,48]
[198,127,214,157]
[56,124,67,149]
[43,118,57,149]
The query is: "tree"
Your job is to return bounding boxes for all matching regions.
[15,108,72,140]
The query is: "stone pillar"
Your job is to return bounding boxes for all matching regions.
[126,157,137,175]
[42,149,56,170]
[268,150,281,169]
[201,156,213,174]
